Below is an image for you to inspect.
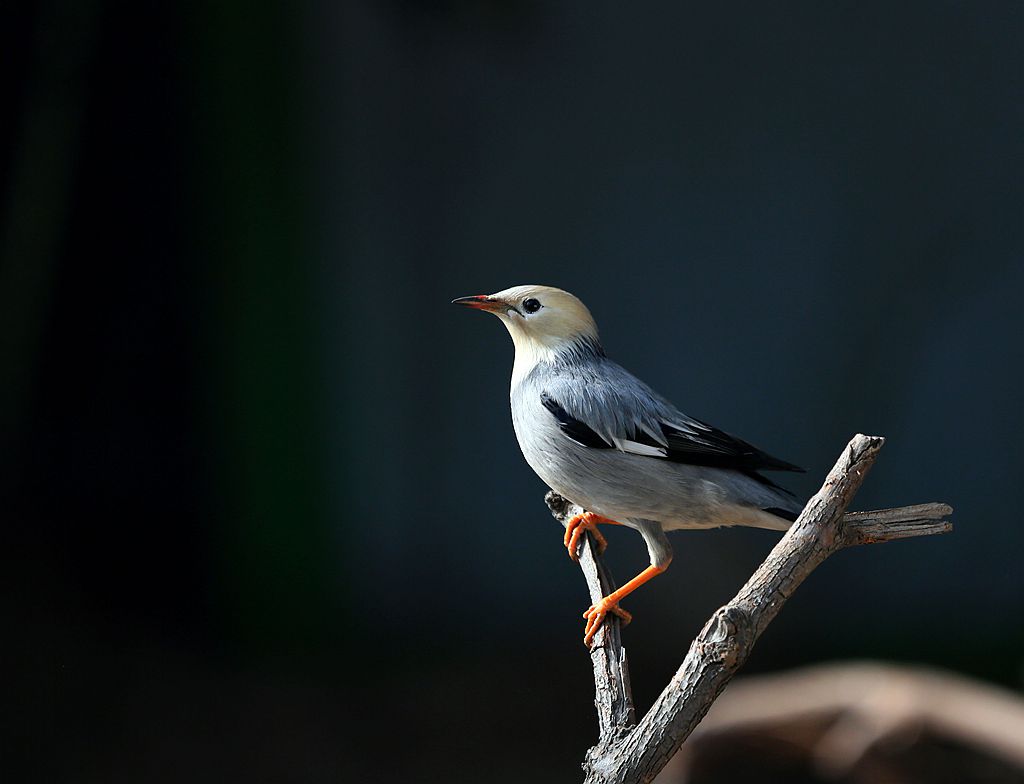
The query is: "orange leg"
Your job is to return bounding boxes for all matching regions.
[563,512,620,561]
[583,564,667,646]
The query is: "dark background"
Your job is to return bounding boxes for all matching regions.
[3,1,1022,782]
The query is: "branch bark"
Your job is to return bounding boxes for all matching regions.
[545,433,953,784]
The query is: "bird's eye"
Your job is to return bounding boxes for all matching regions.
[523,298,542,313]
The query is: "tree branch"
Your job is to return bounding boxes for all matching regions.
[545,492,635,741]
[545,434,953,784]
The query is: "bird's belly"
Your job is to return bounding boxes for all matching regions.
[513,416,790,530]
[514,418,690,523]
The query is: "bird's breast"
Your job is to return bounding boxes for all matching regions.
[509,385,619,515]
[510,386,568,483]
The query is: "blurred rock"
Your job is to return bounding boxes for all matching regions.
[658,662,1024,784]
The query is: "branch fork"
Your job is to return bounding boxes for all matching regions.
[545,434,953,784]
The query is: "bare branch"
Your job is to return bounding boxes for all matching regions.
[545,434,953,784]
[545,492,635,742]
[844,503,953,543]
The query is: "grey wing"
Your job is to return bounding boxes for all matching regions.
[540,360,804,475]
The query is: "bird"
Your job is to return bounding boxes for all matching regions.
[453,285,805,646]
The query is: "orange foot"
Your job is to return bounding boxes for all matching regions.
[563,512,613,561]
[583,596,632,646]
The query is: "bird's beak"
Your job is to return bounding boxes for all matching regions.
[451,295,507,314]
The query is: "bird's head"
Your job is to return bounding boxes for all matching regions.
[453,285,602,383]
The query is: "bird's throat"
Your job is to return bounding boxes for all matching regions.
[509,331,605,388]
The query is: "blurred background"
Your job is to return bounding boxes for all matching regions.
[3,1,1023,782]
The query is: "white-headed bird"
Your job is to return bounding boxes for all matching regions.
[454,285,804,645]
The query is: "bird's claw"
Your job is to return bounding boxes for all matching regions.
[582,597,631,646]
[564,512,608,560]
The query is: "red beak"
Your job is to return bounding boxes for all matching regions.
[451,295,506,313]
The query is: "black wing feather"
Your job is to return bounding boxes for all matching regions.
[540,392,613,449]
[541,392,803,474]
[658,421,804,473]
